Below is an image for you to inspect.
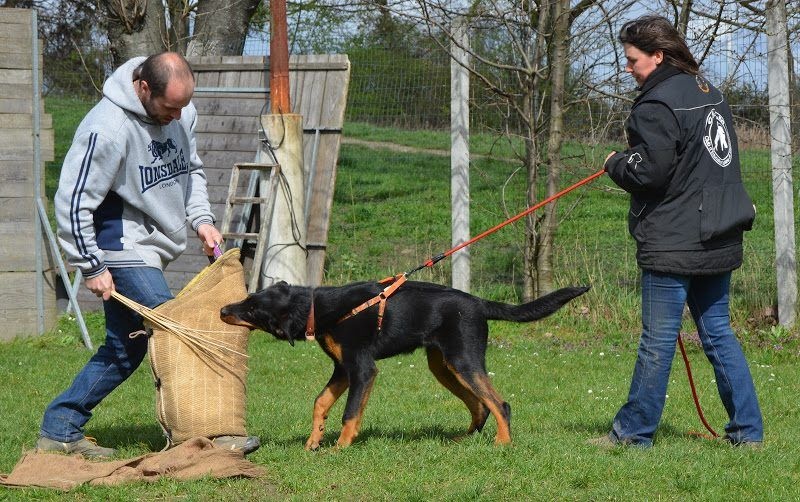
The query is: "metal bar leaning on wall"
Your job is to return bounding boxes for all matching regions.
[31,11,92,349]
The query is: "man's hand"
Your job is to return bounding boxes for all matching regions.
[197,223,223,256]
[85,270,115,301]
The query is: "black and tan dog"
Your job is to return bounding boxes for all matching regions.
[220,280,588,449]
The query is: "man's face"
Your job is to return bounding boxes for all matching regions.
[623,43,663,87]
[139,78,193,125]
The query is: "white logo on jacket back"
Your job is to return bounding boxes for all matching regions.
[703,109,732,167]
[627,152,642,169]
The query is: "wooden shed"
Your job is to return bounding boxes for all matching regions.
[0,7,57,340]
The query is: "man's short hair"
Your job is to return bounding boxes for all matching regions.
[136,52,194,98]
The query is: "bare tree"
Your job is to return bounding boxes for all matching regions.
[187,0,261,56]
[104,0,168,63]
[386,0,635,298]
[101,0,261,64]
[397,0,800,298]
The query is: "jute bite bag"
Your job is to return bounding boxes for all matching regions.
[144,248,251,447]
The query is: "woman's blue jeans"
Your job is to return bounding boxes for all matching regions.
[611,270,763,446]
[40,267,173,442]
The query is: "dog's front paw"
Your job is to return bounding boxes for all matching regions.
[494,436,512,446]
[335,436,353,449]
[305,438,321,451]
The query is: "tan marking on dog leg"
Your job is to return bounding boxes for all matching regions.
[448,366,512,445]
[336,372,377,448]
[426,348,488,435]
[306,378,348,451]
[337,419,359,448]
[319,333,344,363]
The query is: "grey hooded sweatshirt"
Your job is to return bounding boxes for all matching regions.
[55,57,215,279]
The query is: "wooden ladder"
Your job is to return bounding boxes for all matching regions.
[220,161,281,292]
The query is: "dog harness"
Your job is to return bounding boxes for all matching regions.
[304,274,408,340]
[305,295,316,340]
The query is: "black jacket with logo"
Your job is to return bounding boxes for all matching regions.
[605,64,755,275]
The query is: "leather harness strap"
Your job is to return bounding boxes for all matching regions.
[338,274,407,333]
[305,275,407,339]
[305,290,316,340]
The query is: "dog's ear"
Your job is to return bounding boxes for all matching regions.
[283,315,295,347]
[279,287,310,346]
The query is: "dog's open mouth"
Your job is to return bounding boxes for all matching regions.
[220,313,257,330]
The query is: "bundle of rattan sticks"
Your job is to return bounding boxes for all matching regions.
[111,291,248,371]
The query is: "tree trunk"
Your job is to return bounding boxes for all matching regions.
[677,0,693,36]
[537,0,571,296]
[766,0,797,326]
[186,0,260,56]
[104,0,168,65]
[523,88,539,301]
[522,0,550,301]
[164,0,193,52]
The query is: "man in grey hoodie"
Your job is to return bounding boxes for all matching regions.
[36,52,259,457]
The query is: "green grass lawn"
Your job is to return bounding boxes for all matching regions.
[1,99,797,498]
[1,320,799,499]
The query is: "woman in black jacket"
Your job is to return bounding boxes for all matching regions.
[592,15,763,448]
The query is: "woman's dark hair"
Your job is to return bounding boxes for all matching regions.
[135,52,194,98]
[618,15,699,75]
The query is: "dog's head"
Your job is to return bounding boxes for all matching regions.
[220,281,307,346]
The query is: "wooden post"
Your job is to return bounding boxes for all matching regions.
[260,114,307,286]
[260,0,306,286]
[450,17,470,293]
[269,0,290,114]
[766,0,796,327]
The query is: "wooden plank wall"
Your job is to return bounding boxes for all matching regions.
[293,55,350,287]
[0,7,57,339]
[162,54,350,292]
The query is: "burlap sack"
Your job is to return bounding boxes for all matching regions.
[0,438,265,491]
[147,248,251,446]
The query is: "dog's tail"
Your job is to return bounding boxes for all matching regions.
[482,286,590,322]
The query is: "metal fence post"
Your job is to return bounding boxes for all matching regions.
[32,10,45,334]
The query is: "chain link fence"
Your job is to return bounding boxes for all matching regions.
[40,12,800,323]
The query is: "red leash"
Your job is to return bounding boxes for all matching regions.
[677,334,720,439]
[406,168,607,276]
[311,166,716,439]
[333,169,606,329]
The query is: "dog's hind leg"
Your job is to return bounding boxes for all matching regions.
[426,347,490,436]
[306,364,349,451]
[444,360,512,445]
[336,360,378,448]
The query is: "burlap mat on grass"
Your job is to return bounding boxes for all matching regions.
[0,437,265,491]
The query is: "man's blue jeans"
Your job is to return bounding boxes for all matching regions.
[40,267,172,442]
[611,270,763,446]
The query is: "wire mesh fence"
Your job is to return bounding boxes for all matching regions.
[38,10,800,320]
